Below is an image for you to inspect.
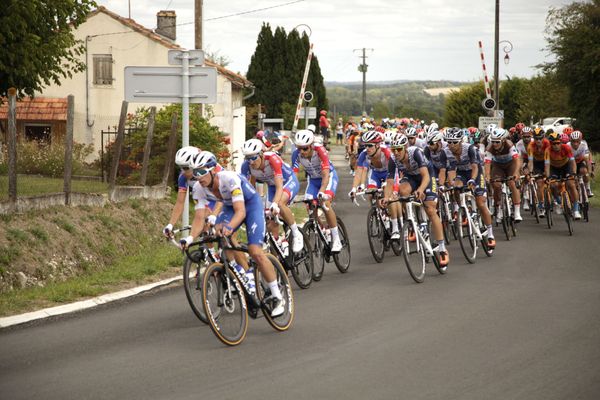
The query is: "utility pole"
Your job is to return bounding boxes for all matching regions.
[195,0,203,50]
[493,0,500,113]
[353,48,373,116]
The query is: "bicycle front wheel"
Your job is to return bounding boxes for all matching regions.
[367,207,385,263]
[561,192,573,236]
[183,256,208,324]
[545,189,553,229]
[402,221,426,283]
[501,195,510,241]
[202,263,248,346]
[256,254,294,332]
[457,207,477,263]
[302,220,325,281]
[333,217,351,273]
[391,218,403,256]
[290,229,313,289]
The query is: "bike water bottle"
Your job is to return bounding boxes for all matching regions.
[280,238,289,257]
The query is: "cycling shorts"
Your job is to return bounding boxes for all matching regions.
[367,169,388,189]
[550,164,572,179]
[455,168,486,197]
[305,169,338,200]
[399,174,438,202]
[267,175,300,205]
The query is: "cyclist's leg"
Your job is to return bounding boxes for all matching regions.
[490,163,504,217]
[507,160,522,220]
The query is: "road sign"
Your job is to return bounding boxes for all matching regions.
[124,66,217,104]
[482,98,496,111]
[299,107,317,119]
[303,91,314,102]
[479,116,503,130]
[168,49,204,66]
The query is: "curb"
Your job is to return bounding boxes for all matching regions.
[0,275,183,329]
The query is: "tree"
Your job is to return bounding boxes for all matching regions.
[0,0,97,99]
[499,76,528,127]
[443,82,485,127]
[542,0,600,146]
[517,73,570,125]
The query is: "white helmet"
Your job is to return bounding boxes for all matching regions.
[405,127,417,138]
[307,124,316,134]
[190,151,218,170]
[444,127,463,141]
[390,133,409,149]
[242,138,264,157]
[486,124,497,135]
[175,146,200,167]
[383,130,395,144]
[490,128,509,141]
[295,129,314,146]
[361,130,382,144]
[570,130,582,141]
[426,130,443,145]
[427,123,439,134]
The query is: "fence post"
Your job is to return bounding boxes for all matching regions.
[63,95,75,205]
[7,88,17,207]
[108,101,129,197]
[139,106,156,186]
[162,112,179,186]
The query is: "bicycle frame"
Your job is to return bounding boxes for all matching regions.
[402,198,436,258]
[456,188,487,242]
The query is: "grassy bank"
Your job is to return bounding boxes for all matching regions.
[0,175,108,200]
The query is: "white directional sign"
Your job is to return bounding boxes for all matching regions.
[299,107,317,119]
[479,116,503,130]
[124,66,217,104]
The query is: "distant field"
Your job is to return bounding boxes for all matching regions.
[423,87,460,96]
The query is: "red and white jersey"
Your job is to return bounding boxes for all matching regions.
[241,151,293,186]
[292,144,335,179]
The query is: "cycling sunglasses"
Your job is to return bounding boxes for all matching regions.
[491,140,502,144]
[364,143,376,148]
[297,146,311,152]
[245,154,260,162]
[193,167,213,177]
[391,146,405,152]
[446,140,461,144]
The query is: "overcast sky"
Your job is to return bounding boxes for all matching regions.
[98,0,572,83]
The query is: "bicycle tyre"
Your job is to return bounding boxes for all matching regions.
[302,220,325,281]
[367,207,385,263]
[391,218,403,256]
[456,207,477,263]
[333,217,351,273]
[531,184,540,224]
[290,229,313,289]
[201,263,248,346]
[545,189,553,229]
[562,192,573,236]
[402,220,426,283]
[255,254,294,332]
[183,256,209,324]
[501,194,510,241]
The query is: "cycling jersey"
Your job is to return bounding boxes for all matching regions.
[545,143,574,168]
[515,139,531,163]
[241,152,293,186]
[444,143,482,172]
[177,172,195,192]
[409,138,427,150]
[423,145,448,176]
[192,171,265,245]
[568,140,590,164]
[527,139,551,162]
[357,147,392,188]
[291,144,334,179]
[387,147,437,201]
[484,140,519,164]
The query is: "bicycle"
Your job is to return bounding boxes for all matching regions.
[168,226,220,324]
[521,174,542,224]
[438,185,458,244]
[299,198,351,281]
[452,186,493,264]
[354,188,402,263]
[492,176,517,241]
[576,174,590,222]
[264,209,314,289]
[397,195,446,283]
[195,235,294,346]
[547,176,575,236]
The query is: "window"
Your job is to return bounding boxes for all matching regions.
[93,54,113,85]
[25,124,51,144]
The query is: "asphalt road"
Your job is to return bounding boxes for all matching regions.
[2,146,600,400]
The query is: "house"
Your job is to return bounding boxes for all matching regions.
[6,6,252,167]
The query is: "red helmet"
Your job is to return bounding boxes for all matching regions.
[509,127,516,134]
[563,126,573,135]
[560,132,570,144]
[375,126,386,133]
[320,110,327,115]
[468,126,478,134]
[515,122,525,131]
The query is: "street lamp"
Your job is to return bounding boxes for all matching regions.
[500,40,513,65]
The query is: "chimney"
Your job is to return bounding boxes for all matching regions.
[155,10,176,41]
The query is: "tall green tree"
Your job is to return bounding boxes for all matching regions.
[542,0,600,146]
[246,23,274,112]
[499,76,528,127]
[0,0,97,98]
[443,82,486,127]
[517,73,570,125]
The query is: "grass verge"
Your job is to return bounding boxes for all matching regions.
[0,175,108,200]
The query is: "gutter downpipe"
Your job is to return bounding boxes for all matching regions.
[243,86,255,101]
[85,36,95,128]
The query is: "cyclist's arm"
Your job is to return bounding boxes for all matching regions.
[438,168,447,187]
[544,148,551,177]
[267,154,285,203]
[417,166,430,195]
[168,190,188,226]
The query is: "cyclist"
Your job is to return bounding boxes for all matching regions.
[516,127,533,210]
[406,127,427,149]
[292,129,343,252]
[241,138,303,253]
[423,130,448,188]
[545,131,581,220]
[163,146,212,237]
[484,128,523,222]
[181,151,285,317]
[383,133,449,266]
[527,127,551,217]
[444,128,496,249]
[568,130,594,197]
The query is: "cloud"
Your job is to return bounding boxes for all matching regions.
[97,0,572,81]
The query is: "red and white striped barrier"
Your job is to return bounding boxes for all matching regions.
[478,41,492,99]
[292,43,314,133]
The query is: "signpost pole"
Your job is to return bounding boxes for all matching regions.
[181,51,191,226]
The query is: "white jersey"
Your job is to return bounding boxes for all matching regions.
[192,171,256,209]
[568,140,590,163]
[410,138,427,150]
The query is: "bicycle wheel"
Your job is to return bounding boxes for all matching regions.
[531,184,540,224]
[183,255,208,324]
[439,202,452,245]
[367,207,385,263]
[456,207,477,263]
[255,254,294,332]
[561,192,573,236]
[501,194,510,241]
[579,181,590,222]
[333,217,351,273]
[302,220,325,281]
[402,220,426,283]
[202,263,248,346]
[289,229,313,289]
[544,189,553,229]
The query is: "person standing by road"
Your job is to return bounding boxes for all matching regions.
[335,117,344,145]
[319,110,330,147]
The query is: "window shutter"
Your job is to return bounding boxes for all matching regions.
[93,55,114,85]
